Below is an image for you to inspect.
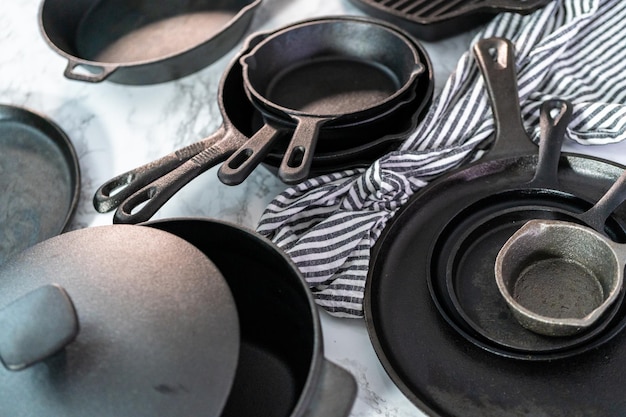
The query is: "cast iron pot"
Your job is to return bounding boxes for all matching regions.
[39,0,261,84]
[0,225,240,416]
[146,218,357,417]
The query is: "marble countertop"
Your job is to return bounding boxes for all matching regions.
[4,0,626,416]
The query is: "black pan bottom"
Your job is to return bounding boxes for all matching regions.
[366,154,626,416]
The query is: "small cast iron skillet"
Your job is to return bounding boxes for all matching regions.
[365,37,626,417]
[230,17,424,183]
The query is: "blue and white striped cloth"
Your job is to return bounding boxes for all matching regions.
[257,0,626,318]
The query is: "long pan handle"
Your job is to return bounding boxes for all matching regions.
[529,99,573,188]
[93,127,226,213]
[112,136,242,224]
[218,123,285,185]
[473,37,537,161]
[579,170,626,234]
[279,116,327,184]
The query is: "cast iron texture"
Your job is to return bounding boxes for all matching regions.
[348,0,552,40]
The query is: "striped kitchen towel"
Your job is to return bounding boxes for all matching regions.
[257,0,626,318]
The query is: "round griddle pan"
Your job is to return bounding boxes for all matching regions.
[365,38,626,416]
[0,104,80,265]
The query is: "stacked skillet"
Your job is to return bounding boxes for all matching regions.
[93,16,434,224]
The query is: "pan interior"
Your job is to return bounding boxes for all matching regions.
[75,0,253,63]
[244,19,420,116]
[0,119,76,265]
[266,57,400,114]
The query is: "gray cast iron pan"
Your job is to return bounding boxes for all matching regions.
[0,104,80,265]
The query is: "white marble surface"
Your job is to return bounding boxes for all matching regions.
[5,0,626,416]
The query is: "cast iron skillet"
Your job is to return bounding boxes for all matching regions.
[0,104,80,264]
[229,17,424,184]
[348,0,552,41]
[39,0,262,84]
[146,218,357,417]
[365,38,626,416]
[93,16,434,224]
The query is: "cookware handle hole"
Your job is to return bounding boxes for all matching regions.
[287,146,305,168]
[64,60,117,83]
[227,149,253,169]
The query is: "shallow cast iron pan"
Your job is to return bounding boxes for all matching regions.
[365,38,626,416]
[39,0,262,84]
[0,104,80,265]
[348,0,552,40]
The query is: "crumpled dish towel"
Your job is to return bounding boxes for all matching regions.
[257,0,626,318]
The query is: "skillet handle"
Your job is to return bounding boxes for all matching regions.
[64,59,119,83]
[528,99,573,188]
[473,37,537,161]
[93,127,227,213]
[113,138,241,224]
[579,169,626,234]
[279,116,327,184]
[218,123,284,185]
[302,360,357,417]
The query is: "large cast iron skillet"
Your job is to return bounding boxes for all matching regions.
[365,38,626,416]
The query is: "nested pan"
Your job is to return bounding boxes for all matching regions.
[233,18,424,183]
[495,171,626,337]
[94,17,431,224]
[0,104,80,264]
[39,0,262,84]
[365,37,626,416]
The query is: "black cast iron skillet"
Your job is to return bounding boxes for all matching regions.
[365,37,626,416]
[0,104,80,264]
[146,218,357,417]
[93,16,433,224]
[39,0,262,84]
[348,0,552,41]
[229,17,424,184]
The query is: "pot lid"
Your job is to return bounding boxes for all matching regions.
[0,224,239,417]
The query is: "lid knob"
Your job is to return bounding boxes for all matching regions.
[0,284,79,371]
